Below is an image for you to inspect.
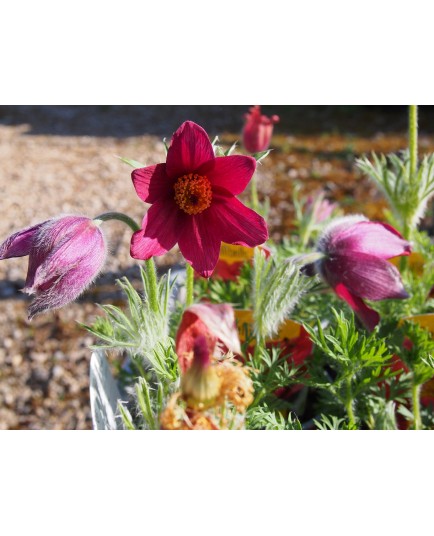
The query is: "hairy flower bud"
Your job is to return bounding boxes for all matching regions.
[314,215,411,330]
[0,215,106,319]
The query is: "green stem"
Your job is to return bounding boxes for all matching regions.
[185,263,194,307]
[251,173,259,212]
[94,211,140,232]
[409,105,418,182]
[95,212,159,314]
[344,377,356,428]
[412,382,422,430]
[251,387,266,409]
[299,220,313,248]
[145,258,159,314]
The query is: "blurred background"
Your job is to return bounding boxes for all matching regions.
[1,105,434,429]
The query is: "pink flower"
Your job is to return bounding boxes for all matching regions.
[305,194,338,224]
[176,302,241,372]
[315,216,411,330]
[242,105,279,154]
[130,121,268,277]
[0,215,106,319]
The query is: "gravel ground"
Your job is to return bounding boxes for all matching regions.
[1,105,434,429]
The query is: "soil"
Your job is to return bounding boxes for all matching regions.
[1,105,434,429]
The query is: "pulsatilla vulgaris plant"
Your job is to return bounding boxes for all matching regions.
[3,106,434,430]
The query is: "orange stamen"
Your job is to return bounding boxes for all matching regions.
[174,173,212,215]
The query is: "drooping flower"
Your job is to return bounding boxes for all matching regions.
[314,215,411,331]
[176,302,241,372]
[160,348,254,430]
[0,215,106,319]
[130,121,268,277]
[242,105,280,154]
[160,307,254,430]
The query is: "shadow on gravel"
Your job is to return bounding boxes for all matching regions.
[1,105,434,139]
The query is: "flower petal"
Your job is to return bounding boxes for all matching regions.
[198,155,256,195]
[130,199,185,260]
[186,303,242,356]
[331,221,411,259]
[166,121,215,178]
[0,222,47,259]
[176,313,218,373]
[131,163,173,204]
[322,252,409,301]
[178,213,221,277]
[333,282,380,331]
[208,196,268,247]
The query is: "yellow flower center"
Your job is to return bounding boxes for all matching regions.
[174,173,212,215]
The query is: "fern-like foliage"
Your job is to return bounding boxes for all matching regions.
[313,414,355,430]
[303,309,399,427]
[356,150,434,233]
[248,405,302,430]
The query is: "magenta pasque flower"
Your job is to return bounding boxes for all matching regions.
[130,121,268,277]
[315,215,411,330]
[0,215,106,319]
[242,105,279,154]
[305,194,338,224]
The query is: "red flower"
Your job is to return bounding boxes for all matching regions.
[242,105,279,154]
[130,121,268,277]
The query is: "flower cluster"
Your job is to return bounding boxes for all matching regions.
[3,106,434,432]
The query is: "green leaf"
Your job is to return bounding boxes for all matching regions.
[253,150,271,163]
[117,402,136,430]
[117,156,146,168]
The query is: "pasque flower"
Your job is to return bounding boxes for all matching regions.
[314,215,411,331]
[131,121,268,277]
[242,105,279,154]
[0,215,106,319]
[160,334,254,430]
[160,303,253,429]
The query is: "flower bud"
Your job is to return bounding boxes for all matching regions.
[242,105,279,154]
[314,215,411,330]
[0,215,106,319]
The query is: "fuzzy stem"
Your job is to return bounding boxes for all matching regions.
[412,381,422,430]
[95,212,159,314]
[94,212,141,232]
[185,263,194,307]
[409,105,418,183]
[145,258,159,314]
[251,173,259,212]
